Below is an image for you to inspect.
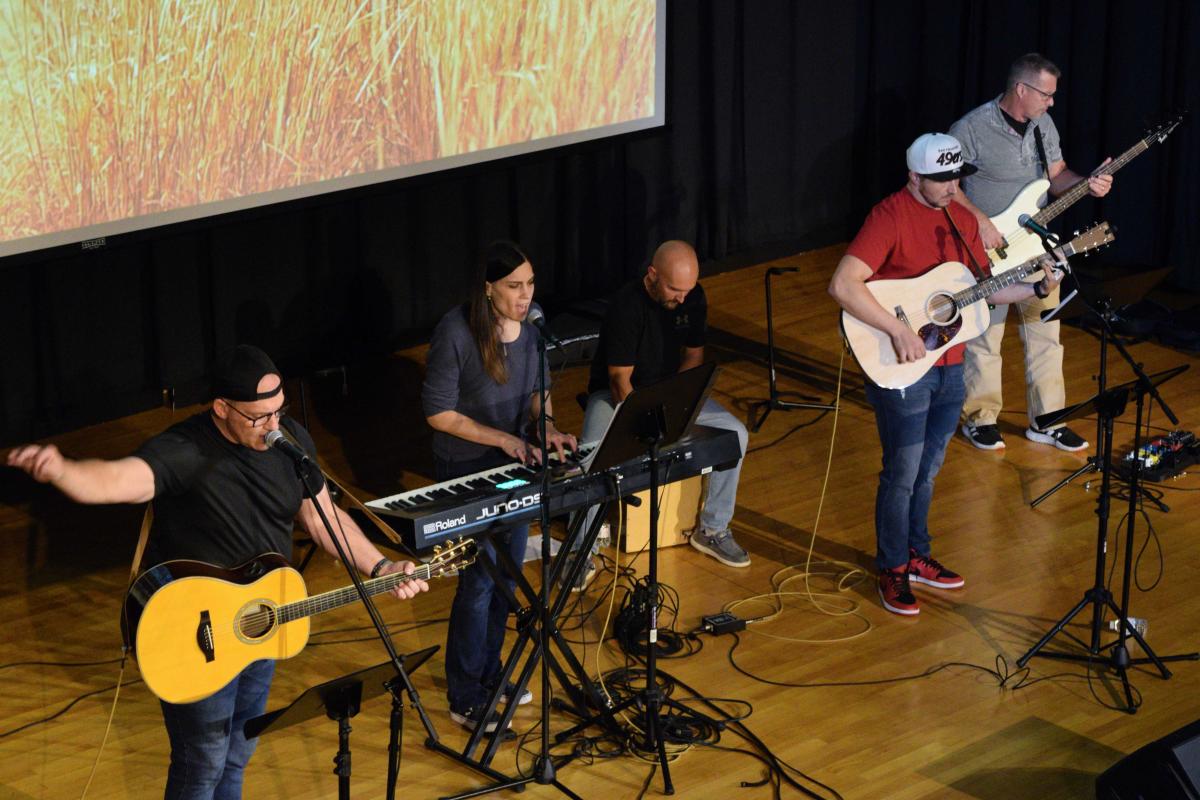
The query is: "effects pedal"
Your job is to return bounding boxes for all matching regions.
[701,611,746,635]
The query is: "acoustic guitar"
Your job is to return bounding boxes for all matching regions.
[124,537,475,704]
[841,222,1114,389]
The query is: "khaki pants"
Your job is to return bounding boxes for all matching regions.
[962,287,1065,429]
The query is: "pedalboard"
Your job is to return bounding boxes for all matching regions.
[1118,429,1197,482]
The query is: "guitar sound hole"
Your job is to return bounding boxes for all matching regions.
[926,294,959,325]
[238,604,276,640]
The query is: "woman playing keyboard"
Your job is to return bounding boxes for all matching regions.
[422,240,577,734]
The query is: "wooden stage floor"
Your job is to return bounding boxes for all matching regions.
[3,246,1199,799]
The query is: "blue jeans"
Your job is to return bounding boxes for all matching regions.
[160,659,274,800]
[864,365,965,571]
[436,454,529,713]
[573,393,748,544]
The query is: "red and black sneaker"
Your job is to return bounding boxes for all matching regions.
[907,549,964,589]
[878,567,920,616]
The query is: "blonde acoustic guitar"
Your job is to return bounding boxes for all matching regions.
[841,222,1114,390]
[123,538,475,704]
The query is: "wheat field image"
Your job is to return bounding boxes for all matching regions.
[0,0,656,246]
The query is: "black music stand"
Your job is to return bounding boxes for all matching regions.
[556,362,722,795]
[750,267,835,432]
[1017,365,1197,711]
[244,647,437,800]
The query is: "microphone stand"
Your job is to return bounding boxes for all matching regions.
[750,266,835,432]
[1021,225,1107,509]
[1017,271,1198,711]
[280,438,492,795]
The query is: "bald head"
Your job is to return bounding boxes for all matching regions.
[646,240,699,309]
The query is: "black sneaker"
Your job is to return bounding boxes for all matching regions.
[449,705,511,734]
[962,423,1005,450]
[1025,425,1088,452]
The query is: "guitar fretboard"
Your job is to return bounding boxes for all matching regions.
[277,564,436,624]
[1034,135,1153,226]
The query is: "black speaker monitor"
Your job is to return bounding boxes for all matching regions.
[1097,718,1200,799]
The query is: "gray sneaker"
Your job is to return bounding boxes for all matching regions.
[688,527,750,568]
[559,552,598,593]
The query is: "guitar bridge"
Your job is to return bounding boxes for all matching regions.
[196,610,216,663]
[894,306,910,327]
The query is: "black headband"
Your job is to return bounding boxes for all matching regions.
[212,345,282,402]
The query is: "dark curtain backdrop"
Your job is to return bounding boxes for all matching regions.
[3,0,1197,443]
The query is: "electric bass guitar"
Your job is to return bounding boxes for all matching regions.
[123,538,475,704]
[987,114,1181,281]
[841,222,1115,390]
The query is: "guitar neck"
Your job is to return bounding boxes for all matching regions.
[1035,138,1148,225]
[953,245,1075,308]
[277,564,435,624]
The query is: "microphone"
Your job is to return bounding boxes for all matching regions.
[526,307,562,347]
[1018,214,1059,242]
[265,429,312,465]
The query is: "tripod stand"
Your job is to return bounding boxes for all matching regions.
[750,267,836,432]
[551,364,725,795]
[1016,295,1197,711]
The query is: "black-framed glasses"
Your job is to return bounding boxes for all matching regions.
[226,402,289,427]
[1020,81,1055,100]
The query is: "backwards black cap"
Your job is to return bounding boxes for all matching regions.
[212,345,282,402]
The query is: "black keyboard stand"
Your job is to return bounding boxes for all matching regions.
[435,499,616,784]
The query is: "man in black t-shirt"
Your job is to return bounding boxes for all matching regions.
[578,240,750,569]
[6,345,426,799]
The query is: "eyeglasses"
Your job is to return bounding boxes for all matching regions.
[1020,81,1055,100]
[226,402,289,427]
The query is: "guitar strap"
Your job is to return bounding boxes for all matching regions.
[130,504,153,585]
[1033,126,1050,180]
[942,208,989,283]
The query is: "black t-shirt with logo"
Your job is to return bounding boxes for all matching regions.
[135,412,324,568]
[588,278,707,394]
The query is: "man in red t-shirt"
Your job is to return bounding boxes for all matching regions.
[828,132,1060,616]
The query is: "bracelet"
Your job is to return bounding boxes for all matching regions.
[1034,280,1051,299]
[369,557,391,578]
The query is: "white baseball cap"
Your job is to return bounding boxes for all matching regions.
[906,132,978,181]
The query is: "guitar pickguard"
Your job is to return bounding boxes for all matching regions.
[917,318,962,350]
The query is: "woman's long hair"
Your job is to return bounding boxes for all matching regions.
[468,240,529,384]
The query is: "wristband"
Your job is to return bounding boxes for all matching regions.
[370,557,391,578]
[1034,280,1051,300]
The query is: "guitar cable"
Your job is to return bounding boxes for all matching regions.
[718,348,876,647]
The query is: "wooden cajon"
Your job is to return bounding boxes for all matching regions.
[621,475,703,552]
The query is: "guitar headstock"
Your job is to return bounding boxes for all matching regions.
[1062,222,1116,259]
[429,538,478,577]
[1146,112,1185,145]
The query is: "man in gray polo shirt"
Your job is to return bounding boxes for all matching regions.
[949,52,1112,452]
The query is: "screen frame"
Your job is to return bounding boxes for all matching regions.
[0,0,667,261]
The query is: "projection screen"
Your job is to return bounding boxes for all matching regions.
[0,0,664,258]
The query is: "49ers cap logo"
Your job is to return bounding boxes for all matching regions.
[906,132,978,182]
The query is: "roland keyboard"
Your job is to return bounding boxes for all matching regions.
[367,424,740,551]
